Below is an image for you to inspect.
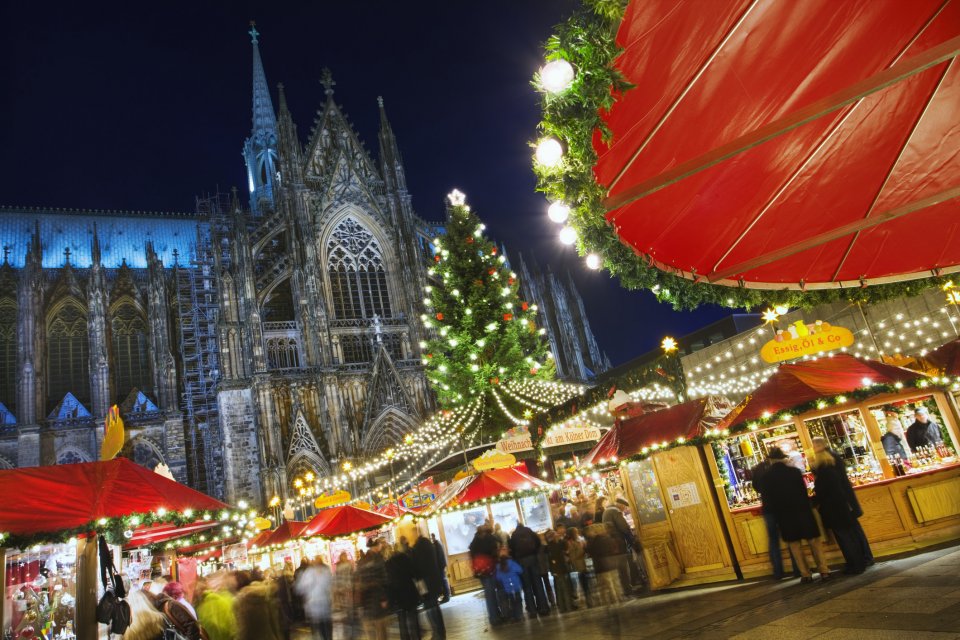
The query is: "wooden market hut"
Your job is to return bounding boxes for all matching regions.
[0,458,228,640]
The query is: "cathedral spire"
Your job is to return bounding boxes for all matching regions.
[244,21,278,216]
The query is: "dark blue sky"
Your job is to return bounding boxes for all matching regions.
[0,1,731,365]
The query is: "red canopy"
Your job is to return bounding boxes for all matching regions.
[924,338,960,376]
[0,457,228,537]
[300,505,392,539]
[597,0,960,289]
[717,354,925,431]
[261,520,307,548]
[581,396,733,466]
[425,467,552,514]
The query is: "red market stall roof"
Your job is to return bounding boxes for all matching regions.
[300,505,392,539]
[924,338,960,376]
[261,520,307,548]
[425,467,553,514]
[596,0,960,289]
[717,355,926,431]
[0,457,228,538]
[581,396,733,467]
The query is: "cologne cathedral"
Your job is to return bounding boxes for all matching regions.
[0,28,609,505]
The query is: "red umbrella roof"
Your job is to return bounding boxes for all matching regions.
[300,505,392,539]
[262,520,307,547]
[581,396,733,466]
[425,467,552,514]
[924,338,960,376]
[597,0,960,289]
[717,354,925,431]
[0,457,228,537]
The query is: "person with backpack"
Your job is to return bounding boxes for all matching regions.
[508,522,550,616]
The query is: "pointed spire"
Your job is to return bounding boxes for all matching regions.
[91,222,101,265]
[249,21,276,137]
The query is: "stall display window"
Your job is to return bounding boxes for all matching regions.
[625,459,667,525]
[869,396,958,475]
[712,423,804,509]
[804,409,883,484]
[519,494,552,532]
[490,500,521,535]
[4,542,78,639]
[440,508,486,555]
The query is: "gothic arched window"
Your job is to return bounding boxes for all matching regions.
[0,300,16,413]
[327,218,392,320]
[111,302,150,401]
[47,301,89,410]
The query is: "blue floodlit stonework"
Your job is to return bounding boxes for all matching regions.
[0,27,609,505]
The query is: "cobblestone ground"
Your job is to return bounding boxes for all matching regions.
[297,543,960,639]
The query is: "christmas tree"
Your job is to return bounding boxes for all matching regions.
[421,190,557,433]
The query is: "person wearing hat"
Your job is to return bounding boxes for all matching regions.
[906,406,944,453]
[761,447,832,583]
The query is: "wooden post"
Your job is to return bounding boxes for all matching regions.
[75,535,99,640]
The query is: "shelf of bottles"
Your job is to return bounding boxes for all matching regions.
[713,423,806,510]
[867,395,958,478]
[804,409,883,486]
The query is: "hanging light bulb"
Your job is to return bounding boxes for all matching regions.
[539,59,575,94]
[585,253,601,270]
[535,138,563,167]
[559,226,577,245]
[547,201,570,224]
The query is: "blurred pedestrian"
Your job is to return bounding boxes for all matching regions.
[763,447,832,583]
[385,542,421,640]
[495,548,524,623]
[295,556,333,640]
[509,522,549,615]
[469,523,502,626]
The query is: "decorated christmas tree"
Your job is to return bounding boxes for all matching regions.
[421,190,557,435]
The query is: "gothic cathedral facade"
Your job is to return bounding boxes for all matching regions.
[0,28,609,505]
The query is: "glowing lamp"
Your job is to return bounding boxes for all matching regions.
[539,59,575,93]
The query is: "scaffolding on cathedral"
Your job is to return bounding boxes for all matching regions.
[175,195,228,499]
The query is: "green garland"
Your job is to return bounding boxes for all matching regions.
[1,508,250,551]
[533,0,951,311]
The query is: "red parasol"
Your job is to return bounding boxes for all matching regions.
[923,337,960,376]
[581,396,732,466]
[716,354,926,431]
[425,467,552,514]
[0,457,228,537]
[300,505,392,539]
[596,0,960,289]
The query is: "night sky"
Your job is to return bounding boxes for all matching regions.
[1,1,732,366]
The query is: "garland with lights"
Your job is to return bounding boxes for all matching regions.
[0,508,253,551]
[580,376,960,468]
[532,0,951,310]
[422,190,557,437]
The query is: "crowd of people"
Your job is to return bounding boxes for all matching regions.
[120,525,450,640]
[467,495,646,627]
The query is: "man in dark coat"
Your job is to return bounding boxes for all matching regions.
[431,533,451,603]
[411,529,446,640]
[762,447,832,582]
[508,523,549,615]
[906,406,944,452]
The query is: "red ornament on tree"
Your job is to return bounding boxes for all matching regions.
[436,312,444,320]
[503,313,513,321]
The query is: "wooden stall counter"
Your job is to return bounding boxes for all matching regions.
[724,462,960,578]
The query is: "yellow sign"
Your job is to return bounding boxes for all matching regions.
[761,321,855,364]
[315,490,351,509]
[471,449,516,471]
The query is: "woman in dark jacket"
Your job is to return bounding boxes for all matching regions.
[762,447,832,582]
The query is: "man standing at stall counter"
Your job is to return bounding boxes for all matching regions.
[906,406,944,453]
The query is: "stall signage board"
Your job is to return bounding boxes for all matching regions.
[760,321,855,363]
[666,482,701,509]
[472,449,517,471]
[315,490,351,509]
